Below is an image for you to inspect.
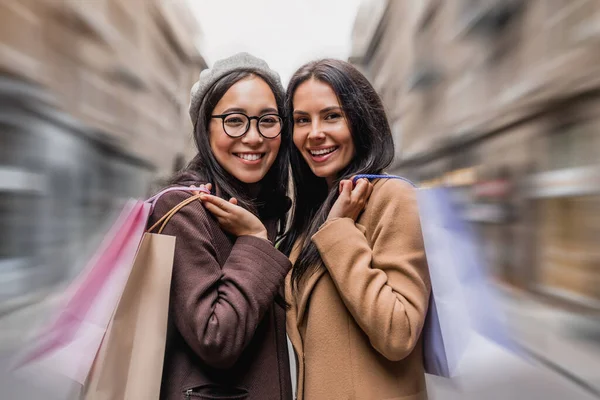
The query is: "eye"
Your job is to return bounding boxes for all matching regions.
[324,112,342,121]
[224,115,246,126]
[260,116,280,126]
[294,117,309,125]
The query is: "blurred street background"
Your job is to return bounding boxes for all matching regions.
[1,0,600,398]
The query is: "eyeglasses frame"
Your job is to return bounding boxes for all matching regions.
[211,112,284,139]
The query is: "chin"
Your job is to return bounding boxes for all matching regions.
[311,166,338,180]
[233,173,264,184]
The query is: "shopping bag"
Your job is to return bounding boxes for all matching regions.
[16,199,151,385]
[15,186,208,391]
[418,186,512,377]
[82,193,202,400]
[353,175,511,378]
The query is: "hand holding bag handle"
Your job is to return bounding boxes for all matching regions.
[147,193,204,234]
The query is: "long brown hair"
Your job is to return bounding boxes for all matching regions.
[279,59,395,288]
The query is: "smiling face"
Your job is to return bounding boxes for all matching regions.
[209,75,281,184]
[292,78,355,187]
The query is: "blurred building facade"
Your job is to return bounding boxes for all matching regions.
[0,0,206,305]
[351,0,600,308]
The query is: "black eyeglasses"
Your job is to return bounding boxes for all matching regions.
[211,112,283,139]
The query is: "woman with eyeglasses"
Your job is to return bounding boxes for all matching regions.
[280,59,431,399]
[149,53,293,400]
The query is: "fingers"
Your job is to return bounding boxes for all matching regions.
[339,180,352,197]
[200,194,235,225]
[202,200,229,219]
[366,180,374,200]
[349,178,373,212]
[199,193,235,214]
[199,193,247,224]
[351,178,369,199]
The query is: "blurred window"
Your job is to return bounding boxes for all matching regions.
[547,122,596,171]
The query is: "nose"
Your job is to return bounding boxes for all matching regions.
[241,120,264,146]
[307,120,326,141]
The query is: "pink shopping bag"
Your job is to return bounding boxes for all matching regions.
[15,186,208,389]
[16,199,151,384]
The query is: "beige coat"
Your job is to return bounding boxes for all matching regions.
[286,178,431,400]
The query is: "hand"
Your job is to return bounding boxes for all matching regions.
[327,178,374,221]
[199,193,268,241]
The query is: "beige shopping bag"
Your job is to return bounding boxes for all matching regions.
[83,194,202,400]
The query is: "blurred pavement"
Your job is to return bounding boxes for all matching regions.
[499,285,600,396]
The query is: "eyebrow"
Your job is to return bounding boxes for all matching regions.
[221,107,246,114]
[260,107,278,114]
[220,107,278,115]
[293,106,342,115]
[320,106,342,114]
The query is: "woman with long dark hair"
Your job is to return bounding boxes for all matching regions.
[281,59,431,399]
[150,53,293,400]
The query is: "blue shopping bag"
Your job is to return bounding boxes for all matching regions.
[354,175,512,378]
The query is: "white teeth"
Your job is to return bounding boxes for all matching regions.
[236,153,263,161]
[310,147,337,156]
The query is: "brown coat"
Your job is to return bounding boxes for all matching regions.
[286,179,431,400]
[150,190,293,400]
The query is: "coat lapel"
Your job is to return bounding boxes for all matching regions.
[286,243,327,400]
[295,267,326,326]
[287,241,327,328]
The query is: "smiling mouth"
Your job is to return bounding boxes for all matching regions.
[308,146,338,157]
[234,153,265,161]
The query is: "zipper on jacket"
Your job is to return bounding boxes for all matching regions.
[185,389,202,399]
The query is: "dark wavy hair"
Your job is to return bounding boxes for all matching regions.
[279,59,395,288]
[170,70,290,237]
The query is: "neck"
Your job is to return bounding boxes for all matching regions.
[213,180,260,200]
[246,182,261,198]
[325,176,335,190]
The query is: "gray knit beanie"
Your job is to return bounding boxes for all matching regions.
[189,52,285,125]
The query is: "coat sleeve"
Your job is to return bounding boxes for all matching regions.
[154,191,291,369]
[311,179,430,361]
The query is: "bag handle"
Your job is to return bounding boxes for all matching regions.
[146,186,210,209]
[352,174,416,187]
[147,193,204,234]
